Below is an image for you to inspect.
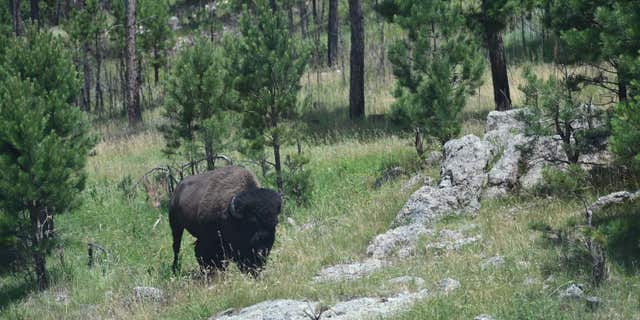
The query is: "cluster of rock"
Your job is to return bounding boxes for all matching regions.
[211,290,432,320]
[211,274,465,320]
[205,109,618,319]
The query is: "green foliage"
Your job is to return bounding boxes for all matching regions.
[282,154,314,207]
[225,0,311,191]
[519,66,609,163]
[536,165,589,198]
[611,87,640,172]
[161,39,237,167]
[68,0,108,44]
[0,31,94,270]
[387,0,484,145]
[139,0,174,78]
[548,0,640,99]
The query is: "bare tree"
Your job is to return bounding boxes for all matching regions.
[125,0,142,126]
[30,0,39,28]
[298,0,308,38]
[327,0,338,66]
[11,0,22,36]
[348,0,364,119]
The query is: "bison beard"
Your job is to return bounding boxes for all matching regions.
[169,166,281,275]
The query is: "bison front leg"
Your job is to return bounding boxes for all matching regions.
[195,237,227,273]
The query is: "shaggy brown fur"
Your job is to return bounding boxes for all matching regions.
[169,166,281,274]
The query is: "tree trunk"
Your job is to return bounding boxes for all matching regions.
[82,41,92,112]
[327,0,338,66]
[95,32,104,115]
[376,0,385,78]
[125,0,142,127]
[204,138,215,170]
[520,13,533,60]
[348,0,365,120]
[30,0,39,19]
[273,136,283,194]
[288,5,294,35]
[298,0,308,38]
[153,47,160,84]
[11,0,22,36]
[617,77,628,102]
[30,207,52,290]
[53,0,60,25]
[486,31,512,111]
[30,0,39,27]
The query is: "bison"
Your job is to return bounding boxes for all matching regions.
[169,166,282,275]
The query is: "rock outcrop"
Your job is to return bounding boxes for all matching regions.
[211,290,431,320]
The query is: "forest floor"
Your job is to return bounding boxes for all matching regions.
[1,66,640,320]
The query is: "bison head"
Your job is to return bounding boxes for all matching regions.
[225,188,282,272]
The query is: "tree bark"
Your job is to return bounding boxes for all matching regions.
[82,40,92,112]
[327,0,338,66]
[486,31,512,111]
[30,0,39,27]
[153,48,160,84]
[376,0,385,78]
[125,0,142,127]
[30,207,52,290]
[298,0,308,38]
[11,0,22,36]
[618,81,628,102]
[348,0,365,120]
[95,32,104,115]
[273,136,283,194]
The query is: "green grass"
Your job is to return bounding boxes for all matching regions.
[2,51,640,319]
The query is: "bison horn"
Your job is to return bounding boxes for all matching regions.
[229,195,243,219]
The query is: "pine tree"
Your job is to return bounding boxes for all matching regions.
[384,0,485,148]
[0,31,94,290]
[139,0,173,84]
[161,39,237,172]
[547,0,640,102]
[611,81,640,171]
[226,0,310,193]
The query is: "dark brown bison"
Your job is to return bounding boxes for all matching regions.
[169,166,282,275]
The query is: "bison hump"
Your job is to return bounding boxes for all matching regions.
[195,166,260,223]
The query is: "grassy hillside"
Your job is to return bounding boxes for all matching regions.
[2,76,639,319]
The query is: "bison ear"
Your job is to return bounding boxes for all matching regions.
[229,195,243,219]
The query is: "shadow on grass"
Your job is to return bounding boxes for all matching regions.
[533,198,640,281]
[0,274,34,310]
[593,204,640,275]
[302,106,407,144]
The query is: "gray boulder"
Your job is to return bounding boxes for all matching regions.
[366,224,432,259]
[313,258,387,282]
[210,290,432,320]
[480,256,505,270]
[559,284,584,300]
[133,286,164,303]
[322,290,430,320]
[518,136,567,189]
[438,278,460,293]
[387,276,426,289]
[212,299,319,320]
[484,134,528,198]
[440,135,493,192]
